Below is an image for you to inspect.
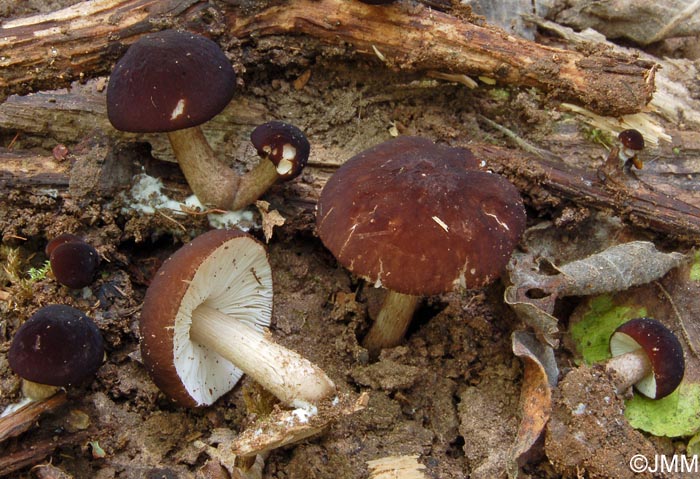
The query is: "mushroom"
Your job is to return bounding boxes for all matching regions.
[232,121,311,209]
[139,228,335,407]
[605,317,685,399]
[107,30,310,211]
[599,128,645,180]
[316,136,526,357]
[617,129,645,170]
[46,234,100,289]
[107,30,238,209]
[8,304,105,401]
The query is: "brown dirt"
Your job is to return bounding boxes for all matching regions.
[0,2,695,479]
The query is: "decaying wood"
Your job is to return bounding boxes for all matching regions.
[3,131,700,242]
[0,430,89,477]
[0,393,68,443]
[0,0,654,115]
[0,149,69,188]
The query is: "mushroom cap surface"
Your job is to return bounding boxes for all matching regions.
[610,317,685,399]
[107,30,236,133]
[49,240,100,289]
[618,129,645,151]
[8,305,104,387]
[45,233,84,257]
[250,121,310,180]
[139,229,273,407]
[316,136,526,296]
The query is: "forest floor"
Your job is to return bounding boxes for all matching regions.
[1,1,700,478]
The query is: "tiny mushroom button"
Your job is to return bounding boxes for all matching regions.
[606,317,685,399]
[8,304,105,400]
[139,229,335,408]
[316,136,526,357]
[230,121,311,210]
[46,234,100,289]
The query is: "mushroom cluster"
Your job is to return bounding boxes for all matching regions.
[316,136,526,357]
[107,30,310,211]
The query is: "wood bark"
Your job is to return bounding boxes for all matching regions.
[0,0,654,116]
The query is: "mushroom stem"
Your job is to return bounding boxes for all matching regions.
[167,127,240,209]
[21,380,60,401]
[231,159,280,211]
[362,290,421,358]
[604,348,651,394]
[190,304,335,406]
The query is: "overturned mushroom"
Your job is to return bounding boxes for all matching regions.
[606,317,685,399]
[316,136,526,357]
[139,229,335,407]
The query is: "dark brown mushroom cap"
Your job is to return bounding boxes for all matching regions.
[45,233,84,257]
[250,121,310,181]
[316,136,526,296]
[618,129,645,152]
[610,317,685,399]
[107,30,236,133]
[49,240,100,289]
[8,305,104,387]
[140,228,273,407]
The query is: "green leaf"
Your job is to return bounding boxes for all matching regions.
[569,295,646,365]
[689,251,700,282]
[624,383,700,437]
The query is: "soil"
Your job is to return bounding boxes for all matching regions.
[1,1,698,479]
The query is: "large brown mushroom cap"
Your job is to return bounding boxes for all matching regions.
[316,136,526,296]
[140,229,273,407]
[107,30,236,133]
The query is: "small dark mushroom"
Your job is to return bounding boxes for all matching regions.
[316,136,526,357]
[231,121,311,209]
[618,129,645,170]
[47,235,100,289]
[8,304,105,400]
[605,317,685,399]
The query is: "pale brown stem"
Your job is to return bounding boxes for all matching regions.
[231,160,280,211]
[362,290,421,358]
[190,304,335,406]
[167,127,240,209]
[605,348,651,394]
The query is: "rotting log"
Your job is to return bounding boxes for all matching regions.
[1,0,655,115]
[3,138,700,243]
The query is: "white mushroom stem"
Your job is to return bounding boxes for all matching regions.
[604,348,651,394]
[167,127,240,209]
[362,290,421,358]
[190,304,335,406]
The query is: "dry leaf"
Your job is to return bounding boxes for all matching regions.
[255,200,285,243]
[555,241,686,297]
[508,331,556,478]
